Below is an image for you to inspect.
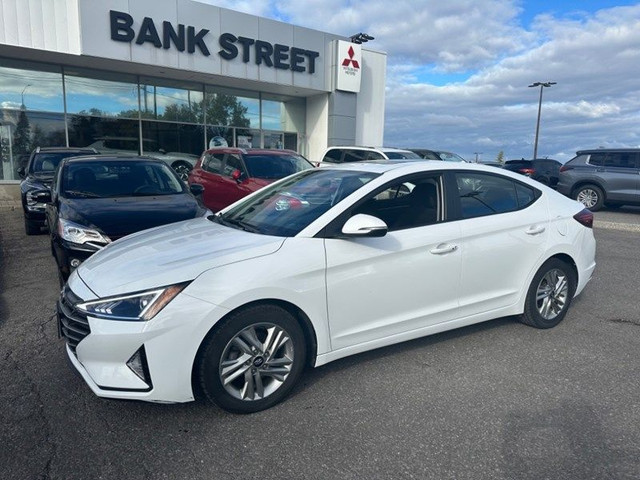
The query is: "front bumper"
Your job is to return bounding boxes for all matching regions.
[59,275,229,403]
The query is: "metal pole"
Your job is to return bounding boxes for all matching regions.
[533,85,543,159]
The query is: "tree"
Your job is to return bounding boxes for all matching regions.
[12,109,31,155]
[495,150,505,164]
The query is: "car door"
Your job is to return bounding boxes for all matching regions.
[323,174,463,350]
[451,171,549,317]
[593,151,639,203]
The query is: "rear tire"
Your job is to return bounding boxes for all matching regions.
[520,258,576,329]
[197,304,306,413]
[574,184,604,211]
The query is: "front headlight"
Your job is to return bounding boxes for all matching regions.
[26,190,49,210]
[77,283,189,321]
[58,218,111,246]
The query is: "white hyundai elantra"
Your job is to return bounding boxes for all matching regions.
[58,161,596,413]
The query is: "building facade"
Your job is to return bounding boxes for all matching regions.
[0,0,386,184]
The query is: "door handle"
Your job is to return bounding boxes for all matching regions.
[525,225,546,235]
[430,244,458,255]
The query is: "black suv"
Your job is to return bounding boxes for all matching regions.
[557,149,640,211]
[19,147,97,235]
[503,158,562,188]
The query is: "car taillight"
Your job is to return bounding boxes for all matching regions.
[573,208,593,228]
[519,168,535,175]
[559,165,572,172]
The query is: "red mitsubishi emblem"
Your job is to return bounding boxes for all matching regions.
[342,46,360,68]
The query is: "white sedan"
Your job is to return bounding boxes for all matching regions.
[58,161,596,413]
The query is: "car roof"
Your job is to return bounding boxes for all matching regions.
[326,146,415,153]
[63,155,163,164]
[204,147,301,155]
[320,159,514,175]
[34,147,96,153]
[576,148,640,154]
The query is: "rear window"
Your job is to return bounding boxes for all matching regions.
[244,153,312,180]
[30,152,93,174]
[385,151,420,160]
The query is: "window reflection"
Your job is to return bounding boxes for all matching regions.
[65,69,138,117]
[139,82,204,123]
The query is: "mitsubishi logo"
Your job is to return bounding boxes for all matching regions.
[342,46,360,69]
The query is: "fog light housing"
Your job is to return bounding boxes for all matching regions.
[70,259,82,268]
[126,346,153,388]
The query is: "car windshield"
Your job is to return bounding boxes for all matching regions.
[243,153,313,180]
[215,168,379,236]
[385,151,421,160]
[437,151,466,162]
[30,152,91,175]
[61,160,185,198]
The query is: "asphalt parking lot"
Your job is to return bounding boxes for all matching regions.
[1,205,640,480]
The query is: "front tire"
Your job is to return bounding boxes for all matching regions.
[197,304,306,413]
[520,258,576,329]
[574,184,604,211]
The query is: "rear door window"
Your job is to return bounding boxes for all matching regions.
[455,172,535,219]
[322,149,343,163]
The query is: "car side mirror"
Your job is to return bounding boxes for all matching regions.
[232,169,245,183]
[190,183,204,196]
[341,214,388,237]
[17,167,26,178]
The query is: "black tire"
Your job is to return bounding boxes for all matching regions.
[197,304,306,413]
[172,161,192,182]
[520,258,576,329]
[24,217,40,235]
[573,184,604,211]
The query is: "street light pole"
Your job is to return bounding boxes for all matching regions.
[528,81,556,159]
[21,84,32,109]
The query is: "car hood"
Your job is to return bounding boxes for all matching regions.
[76,217,285,298]
[59,194,201,239]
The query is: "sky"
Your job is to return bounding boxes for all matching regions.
[202,0,640,162]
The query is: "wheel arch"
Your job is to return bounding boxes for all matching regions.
[549,253,579,287]
[570,180,607,201]
[190,298,318,399]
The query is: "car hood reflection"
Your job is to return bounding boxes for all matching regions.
[76,217,285,298]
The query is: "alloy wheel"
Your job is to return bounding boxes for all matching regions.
[219,323,294,401]
[577,188,598,209]
[535,268,569,320]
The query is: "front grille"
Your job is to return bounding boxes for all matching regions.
[58,286,91,355]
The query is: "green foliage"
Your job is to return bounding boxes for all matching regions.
[495,150,505,164]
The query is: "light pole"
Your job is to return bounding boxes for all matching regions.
[528,81,556,159]
[474,152,483,163]
[21,84,32,109]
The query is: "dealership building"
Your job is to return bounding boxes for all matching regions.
[0,0,386,192]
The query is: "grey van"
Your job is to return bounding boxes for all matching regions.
[556,149,640,211]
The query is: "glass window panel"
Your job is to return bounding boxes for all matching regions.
[141,120,204,159]
[68,115,140,152]
[139,83,203,123]
[283,133,298,152]
[261,100,283,131]
[0,61,64,113]
[65,69,138,118]
[236,128,259,148]
[0,110,66,180]
[263,131,283,149]
[204,88,258,129]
